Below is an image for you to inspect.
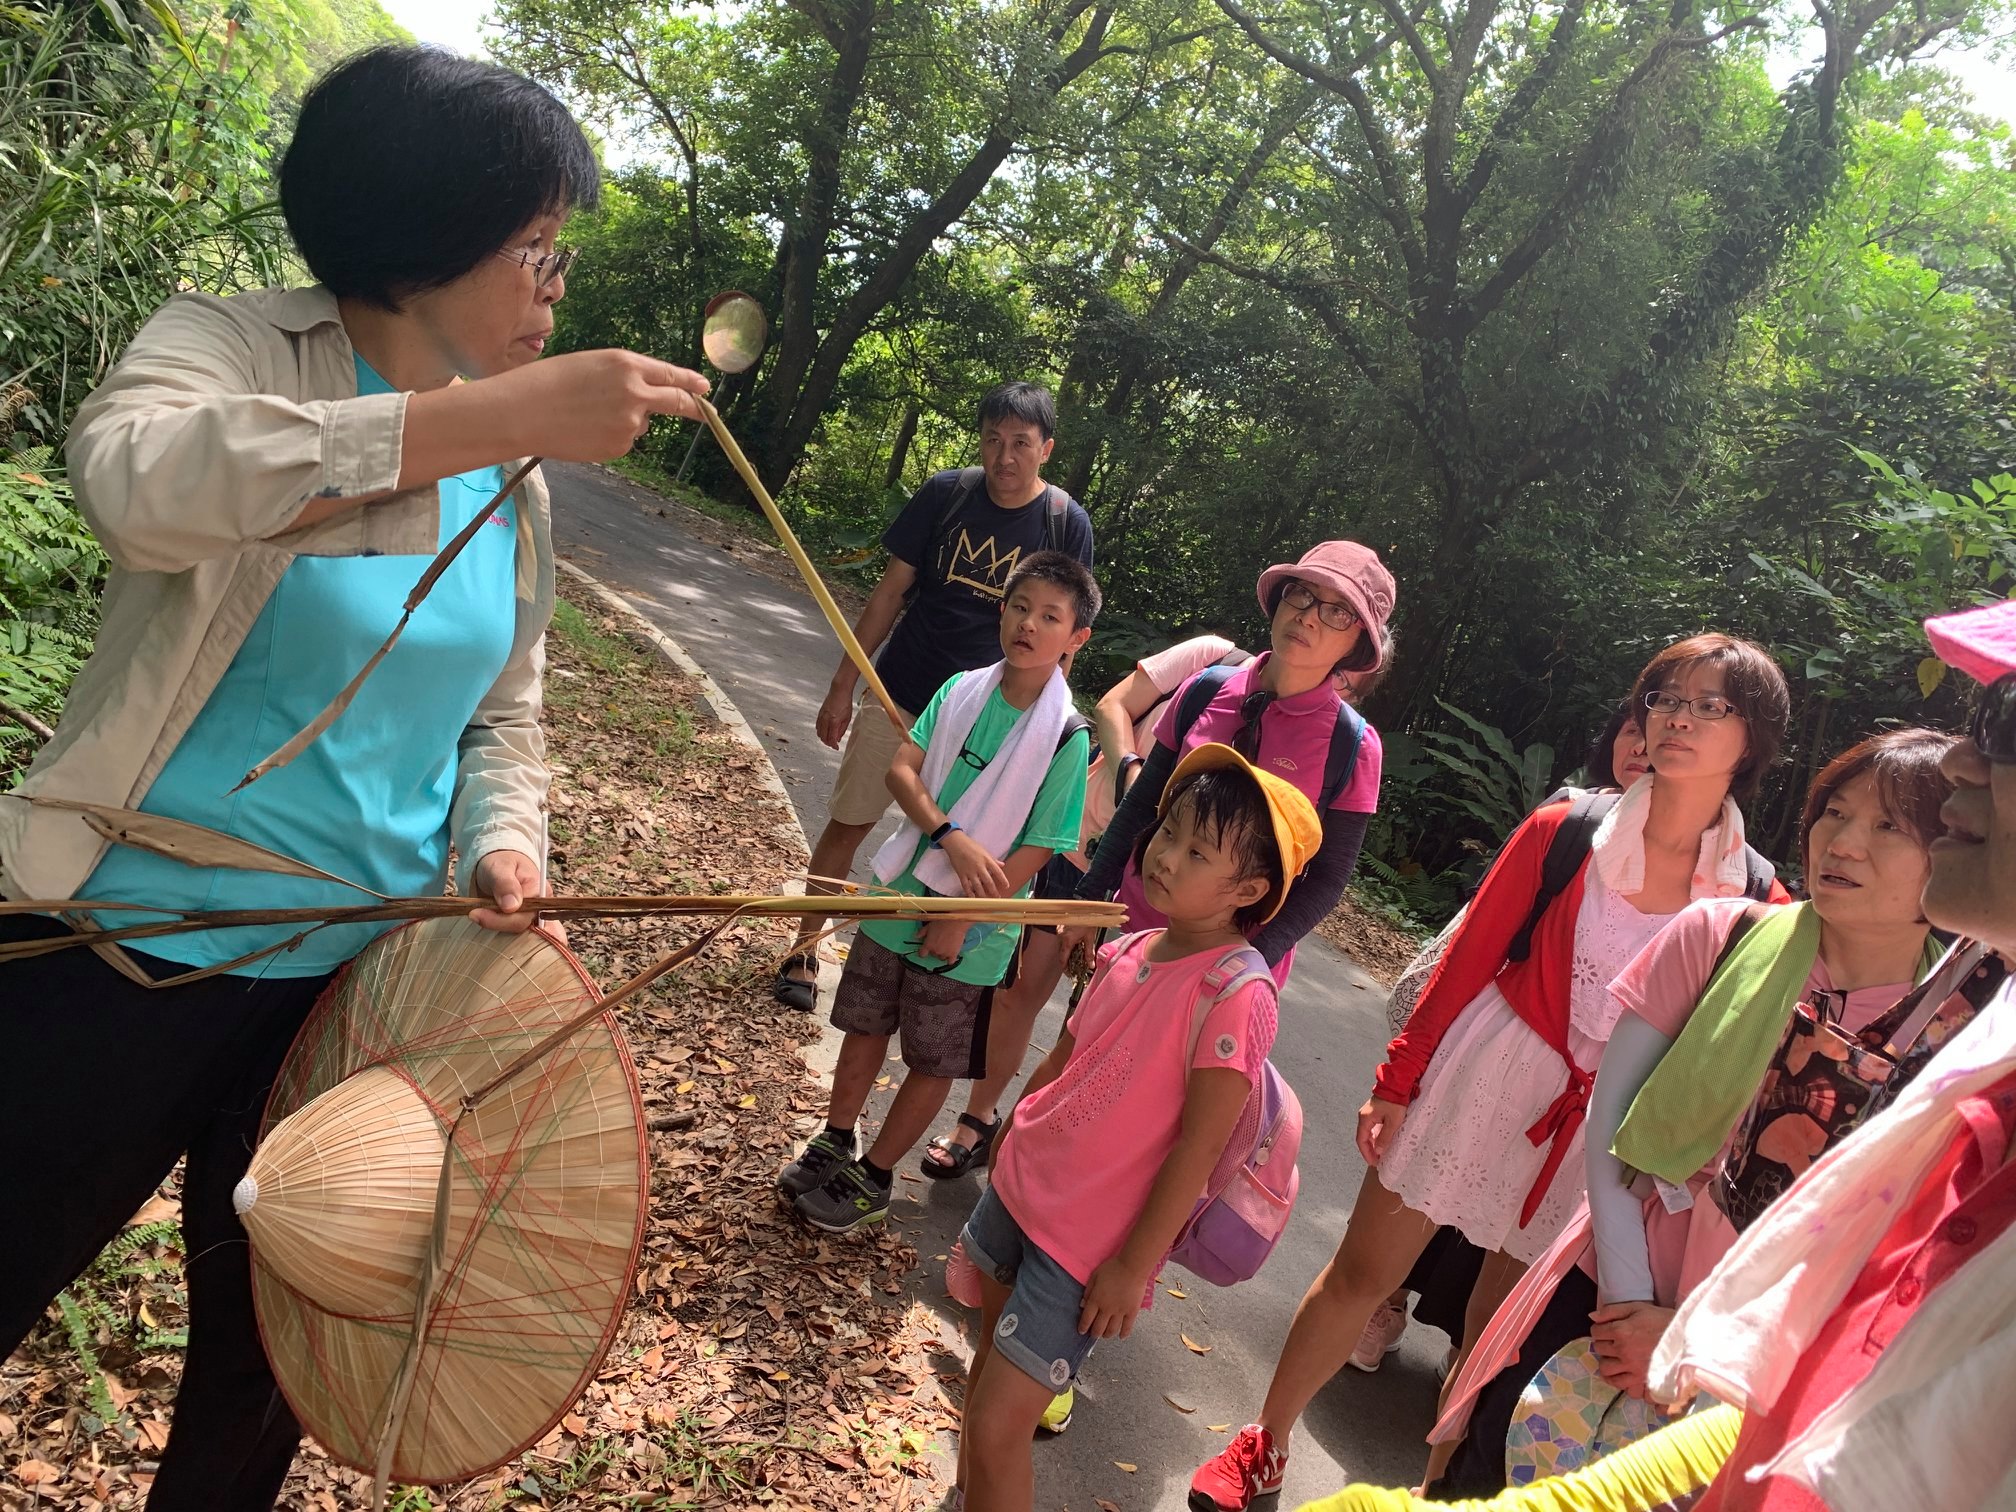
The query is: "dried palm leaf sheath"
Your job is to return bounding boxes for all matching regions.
[237,917,645,1485]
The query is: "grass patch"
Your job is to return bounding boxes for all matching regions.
[546,599,704,773]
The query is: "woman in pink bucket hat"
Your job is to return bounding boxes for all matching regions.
[1064,540,1396,988]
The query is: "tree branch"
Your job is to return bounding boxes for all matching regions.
[1212,0,1430,280]
[1163,231,1420,419]
[1456,15,1765,333]
[1456,0,1588,210]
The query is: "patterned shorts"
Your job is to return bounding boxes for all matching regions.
[829,932,994,1079]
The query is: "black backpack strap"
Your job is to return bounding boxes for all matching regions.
[906,468,986,606]
[1316,702,1367,813]
[1173,662,1242,745]
[1504,791,1620,964]
[1043,485,1067,556]
[1705,899,1772,984]
[1055,710,1093,755]
[1740,845,1777,902]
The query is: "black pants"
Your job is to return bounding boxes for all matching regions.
[1431,1264,1600,1498]
[0,915,335,1512]
[1402,1226,1488,1345]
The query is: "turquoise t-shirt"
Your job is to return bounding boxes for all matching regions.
[857,677,1088,986]
[79,356,521,975]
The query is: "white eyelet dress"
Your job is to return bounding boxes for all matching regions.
[1374,871,1678,1263]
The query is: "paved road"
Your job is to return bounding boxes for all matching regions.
[548,462,1449,1508]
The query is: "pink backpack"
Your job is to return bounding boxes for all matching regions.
[1167,945,1303,1287]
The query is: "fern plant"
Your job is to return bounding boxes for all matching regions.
[0,445,104,772]
[1421,699,1557,841]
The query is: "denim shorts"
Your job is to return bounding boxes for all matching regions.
[960,1186,1097,1391]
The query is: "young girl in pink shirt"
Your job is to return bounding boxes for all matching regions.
[943,745,1321,1512]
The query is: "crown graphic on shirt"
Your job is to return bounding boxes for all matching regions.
[945,528,1020,597]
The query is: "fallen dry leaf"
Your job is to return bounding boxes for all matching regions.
[1162,1393,1195,1413]
[14,1459,61,1485]
[1181,1334,1212,1354]
[1165,1287,1187,1299]
[1113,1461,1138,1473]
[1095,1501,1121,1512]
[1208,1422,1232,1432]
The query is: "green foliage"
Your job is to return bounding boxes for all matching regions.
[53,1218,189,1431]
[0,446,104,774]
[0,0,293,439]
[1422,701,1558,841]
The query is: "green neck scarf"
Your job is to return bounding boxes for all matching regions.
[1613,903,1940,1186]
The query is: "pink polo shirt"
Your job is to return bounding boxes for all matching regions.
[990,932,1277,1286]
[1112,652,1383,982]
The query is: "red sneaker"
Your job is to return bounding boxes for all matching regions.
[1188,1424,1286,1511]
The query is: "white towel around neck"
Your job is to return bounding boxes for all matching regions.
[1589,773,1752,898]
[870,662,1072,896]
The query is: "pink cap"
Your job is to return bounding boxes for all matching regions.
[1925,599,2016,685]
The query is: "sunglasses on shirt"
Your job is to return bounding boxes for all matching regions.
[1972,672,2016,764]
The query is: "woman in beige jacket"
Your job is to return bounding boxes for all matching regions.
[0,46,707,1511]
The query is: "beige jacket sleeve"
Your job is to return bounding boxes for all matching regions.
[451,631,551,886]
[66,293,408,573]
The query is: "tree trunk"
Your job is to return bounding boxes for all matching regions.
[883,399,921,490]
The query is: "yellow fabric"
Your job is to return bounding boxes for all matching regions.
[1165,742,1324,919]
[1293,1404,1741,1512]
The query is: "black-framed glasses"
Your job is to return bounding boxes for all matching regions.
[1233,689,1274,760]
[1971,672,2016,764]
[495,244,578,288]
[1644,690,1742,722]
[1279,580,1360,633]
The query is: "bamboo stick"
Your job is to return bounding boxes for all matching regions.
[0,892,1124,963]
[698,399,908,734]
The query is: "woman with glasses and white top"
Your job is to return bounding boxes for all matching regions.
[1189,634,1792,1512]
[1061,542,1397,988]
[0,47,707,1512]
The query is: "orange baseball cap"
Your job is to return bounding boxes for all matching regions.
[1162,743,1324,922]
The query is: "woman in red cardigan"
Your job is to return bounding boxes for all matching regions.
[1189,634,1790,1512]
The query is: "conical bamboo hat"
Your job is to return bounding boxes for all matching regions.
[240,917,646,1485]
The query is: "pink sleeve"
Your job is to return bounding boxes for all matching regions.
[1332,721,1383,812]
[1137,635,1238,696]
[1609,898,1753,1037]
[1189,978,1277,1086]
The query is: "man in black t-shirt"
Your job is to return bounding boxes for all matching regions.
[773,382,1095,1009]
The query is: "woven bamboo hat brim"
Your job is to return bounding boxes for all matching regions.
[235,917,646,1484]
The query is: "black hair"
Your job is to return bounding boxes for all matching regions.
[1130,768,1286,932]
[977,382,1058,441]
[281,46,600,311]
[1003,549,1101,630]
[1584,697,1643,790]
[1265,579,1380,675]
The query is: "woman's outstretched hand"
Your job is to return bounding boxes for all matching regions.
[490,350,711,461]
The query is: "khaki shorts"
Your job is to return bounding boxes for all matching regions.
[826,690,916,827]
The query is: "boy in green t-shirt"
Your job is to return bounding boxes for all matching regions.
[782,551,1100,1234]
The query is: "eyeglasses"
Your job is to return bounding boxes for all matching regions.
[1280,580,1360,633]
[1233,689,1274,761]
[1644,690,1742,722]
[495,245,578,288]
[1971,672,2016,764]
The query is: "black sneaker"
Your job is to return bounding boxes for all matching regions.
[794,1159,890,1234]
[778,1131,854,1200]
